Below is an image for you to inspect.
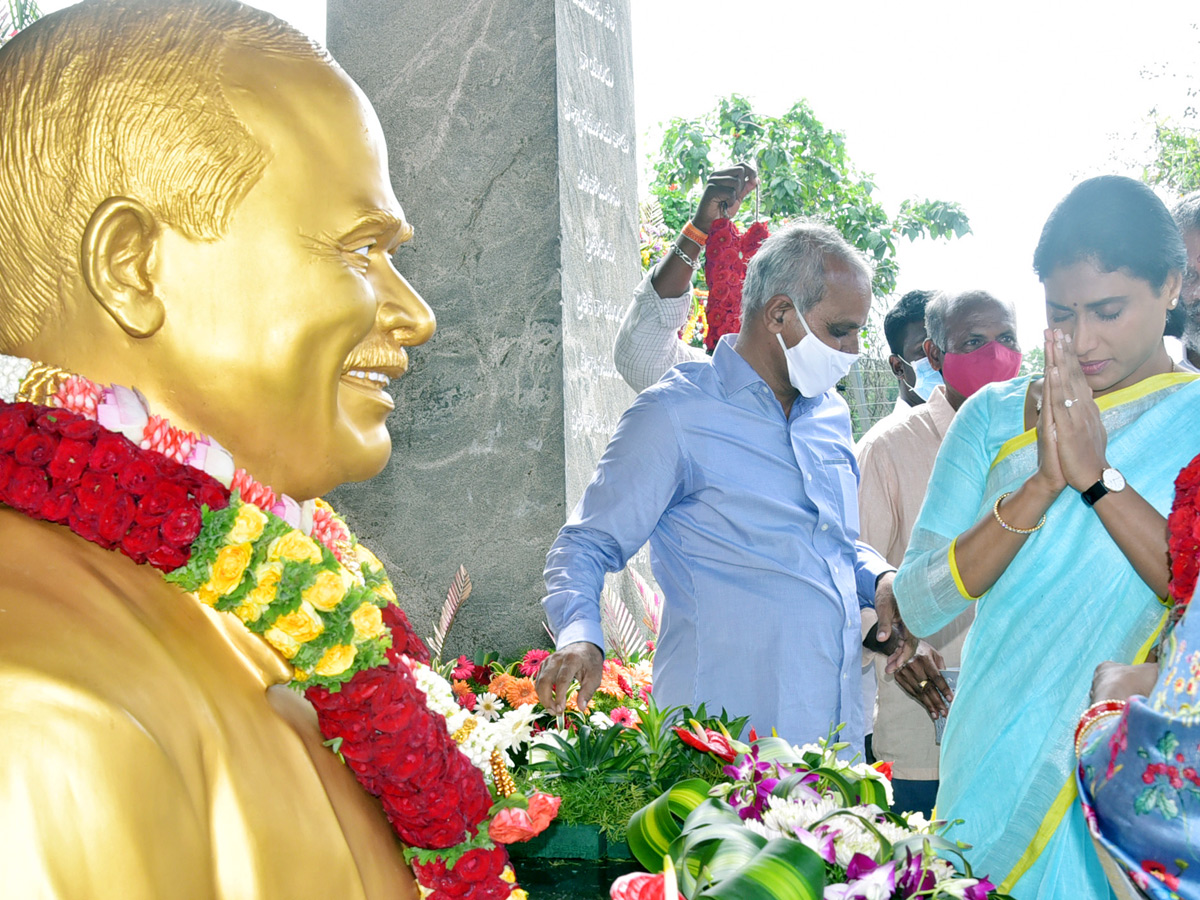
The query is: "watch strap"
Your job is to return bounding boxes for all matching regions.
[1081,479,1108,507]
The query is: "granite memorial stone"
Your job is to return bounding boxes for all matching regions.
[326,0,645,656]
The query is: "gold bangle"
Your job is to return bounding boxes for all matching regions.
[992,491,1046,535]
[681,221,709,247]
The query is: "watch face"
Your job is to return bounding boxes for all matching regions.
[1102,468,1126,492]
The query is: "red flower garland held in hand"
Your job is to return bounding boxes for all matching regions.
[701,217,770,350]
[0,356,558,900]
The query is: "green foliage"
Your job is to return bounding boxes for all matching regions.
[1143,118,1200,195]
[648,94,971,299]
[516,771,651,844]
[1019,345,1046,377]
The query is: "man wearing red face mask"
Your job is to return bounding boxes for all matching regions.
[923,289,1023,411]
[855,288,1019,815]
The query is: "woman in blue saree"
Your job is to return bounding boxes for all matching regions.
[892,176,1200,899]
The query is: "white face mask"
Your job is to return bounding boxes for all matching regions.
[777,310,859,398]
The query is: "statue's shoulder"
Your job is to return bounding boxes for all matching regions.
[0,509,216,741]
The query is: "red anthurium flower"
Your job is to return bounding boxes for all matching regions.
[673,723,737,762]
[872,760,894,781]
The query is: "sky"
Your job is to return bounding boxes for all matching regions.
[630,1,1199,351]
[36,0,1199,352]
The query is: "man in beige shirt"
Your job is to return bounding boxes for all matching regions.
[856,289,1020,814]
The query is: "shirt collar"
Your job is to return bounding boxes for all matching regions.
[711,333,766,396]
[926,385,957,437]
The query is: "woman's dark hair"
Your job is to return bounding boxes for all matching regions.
[1033,175,1186,292]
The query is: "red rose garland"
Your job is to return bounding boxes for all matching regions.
[0,391,533,900]
[701,218,771,350]
[1167,452,1200,628]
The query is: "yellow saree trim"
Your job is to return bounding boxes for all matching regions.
[990,372,1199,471]
[948,537,983,601]
[998,608,1167,892]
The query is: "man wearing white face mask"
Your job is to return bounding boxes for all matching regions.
[536,223,915,754]
[855,288,1020,814]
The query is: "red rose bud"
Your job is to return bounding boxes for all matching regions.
[160,503,203,547]
[88,432,135,473]
[147,542,189,572]
[14,431,57,467]
[117,458,159,496]
[194,482,230,512]
[76,470,119,517]
[68,509,100,543]
[59,418,100,441]
[48,438,93,485]
[5,464,48,511]
[0,404,32,450]
[121,524,162,564]
[37,486,75,523]
[136,481,189,526]
[97,492,137,543]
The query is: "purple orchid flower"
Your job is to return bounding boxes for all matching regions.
[824,856,896,900]
[962,877,996,900]
[792,826,836,864]
[896,850,937,896]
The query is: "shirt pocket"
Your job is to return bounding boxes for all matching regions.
[819,457,860,533]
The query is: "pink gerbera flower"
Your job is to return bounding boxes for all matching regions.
[610,706,640,728]
[452,655,474,680]
[519,649,551,677]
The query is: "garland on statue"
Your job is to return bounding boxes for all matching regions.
[0,354,558,900]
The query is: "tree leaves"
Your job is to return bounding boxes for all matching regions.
[647,94,972,303]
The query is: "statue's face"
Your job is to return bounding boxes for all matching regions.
[148,49,435,499]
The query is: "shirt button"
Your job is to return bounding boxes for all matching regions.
[807,473,813,481]
[833,566,840,574]
[820,523,829,531]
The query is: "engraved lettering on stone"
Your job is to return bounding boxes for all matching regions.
[577,170,622,209]
[577,50,614,87]
[569,0,618,33]
[562,102,630,154]
[574,288,624,323]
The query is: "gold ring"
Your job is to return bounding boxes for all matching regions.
[917,680,930,691]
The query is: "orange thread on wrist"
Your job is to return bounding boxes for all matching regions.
[681,221,709,247]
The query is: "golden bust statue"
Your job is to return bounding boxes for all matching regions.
[0,1,435,896]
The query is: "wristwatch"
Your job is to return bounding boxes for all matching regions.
[1081,467,1126,507]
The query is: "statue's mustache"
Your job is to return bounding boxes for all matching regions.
[343,333,408,377]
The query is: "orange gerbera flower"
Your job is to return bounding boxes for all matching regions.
[598,660,633,698]
[504,677,539,708]
[489,673,517,702]
[452,679,473,698]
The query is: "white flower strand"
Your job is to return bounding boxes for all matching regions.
[0,354,33,403]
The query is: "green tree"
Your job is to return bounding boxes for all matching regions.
[1143,117,1200,194]
[648,94,972,301]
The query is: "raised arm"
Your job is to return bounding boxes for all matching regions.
[614,163,757,392]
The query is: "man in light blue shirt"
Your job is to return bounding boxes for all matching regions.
[536,223,911,752]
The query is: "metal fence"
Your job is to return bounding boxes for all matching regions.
[842,354,899,442]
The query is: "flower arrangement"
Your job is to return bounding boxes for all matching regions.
[0,355,557,900]
[614,732,1013,900]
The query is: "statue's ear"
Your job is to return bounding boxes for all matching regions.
[81,197,164,338]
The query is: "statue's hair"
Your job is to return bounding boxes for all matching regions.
[0,0,328,347]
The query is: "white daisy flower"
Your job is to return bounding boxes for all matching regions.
[477,692,504,721]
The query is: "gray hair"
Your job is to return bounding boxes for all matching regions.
[924,289,1012,351]
[741,221,873,321]
[1173,191,1200,235]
